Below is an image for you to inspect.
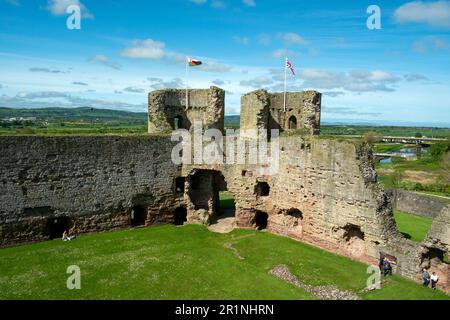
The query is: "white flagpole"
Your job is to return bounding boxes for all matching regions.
[284,56,288,112]
[185,56,189,109]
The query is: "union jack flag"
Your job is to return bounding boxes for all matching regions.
[286,58,295,76]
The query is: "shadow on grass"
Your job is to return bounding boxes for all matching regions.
[401,232,412,240]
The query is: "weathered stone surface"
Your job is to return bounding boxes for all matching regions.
[1,87,449,293]
[426,205,450,252]
[148,86,225,134]
[240,89,321,137]
[0,136,182,246]
[391,189,449,218]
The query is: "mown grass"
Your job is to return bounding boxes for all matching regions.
[0,225,448,300]
[219,192,236,210]
[373,143,404,153]
[393,210,433,242]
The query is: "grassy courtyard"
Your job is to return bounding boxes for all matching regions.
[393,210,434,242]
[0,224,448,300]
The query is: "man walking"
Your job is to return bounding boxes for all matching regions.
[422,268,430,287]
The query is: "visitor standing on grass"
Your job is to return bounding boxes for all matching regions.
[431,272,439,290]
[422,269,430,287]
[378,257,384,272]
[383,257,392,276]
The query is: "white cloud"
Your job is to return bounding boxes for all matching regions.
[242,0,255,7]
[212,79,225,86]
[271,48,297,58]
[279,32,307,46]
[394,1,450,27]
[257,33,271,46]
[240,76,273,88]
[120,39,166,60]
[199,61,232,73]
[148,78,185,90]
[322,91,345,98]
[123,86,145,93]
[233,36,249,45]
[300,69,401,93]
[404,73,429,81]
[5,0,20,6]
[89,55,121,70]
[412,36,450,53]
[211,0,225,8]
[47,0,93,19]
[0,91,145,112]
[29,67,68,74]
[73,81,88,86]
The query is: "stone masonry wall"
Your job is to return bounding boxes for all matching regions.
[148,86,225,134]
[391,188,449,218]
[240,90,321,138]
[0,136,181,246]
[182,136,400,264]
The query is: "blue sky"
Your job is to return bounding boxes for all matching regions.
[0,0,449,125]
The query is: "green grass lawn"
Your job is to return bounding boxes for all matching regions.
[219,191,236,210]
[0,224,448,300]
[393,210,433,242]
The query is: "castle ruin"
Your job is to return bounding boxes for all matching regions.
[0,86,449,292]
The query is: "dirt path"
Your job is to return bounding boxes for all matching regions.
[223,242,245,260]
[208,217,236,234]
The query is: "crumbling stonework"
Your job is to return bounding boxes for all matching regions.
[426,205,450,252]
[148,86,225,134]
[240,89,321,138]
[0,136,182,246]
[391,189,449,218]
[1,86,449,293]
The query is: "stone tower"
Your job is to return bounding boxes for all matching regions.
[148,86,225,134]
[240,89,321,137]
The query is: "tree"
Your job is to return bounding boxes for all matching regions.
[415,132,423,138]
[428,139,450,162]
[363,131,382,145]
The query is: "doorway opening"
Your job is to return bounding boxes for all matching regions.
[288,115,297,129]
[131,205,147,227]
[46,216,71,240]
[174,207,187,226]
[255,182,270,197]
[255,211,268,230]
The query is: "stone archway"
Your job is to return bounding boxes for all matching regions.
[185,169,231,225]
[288,115,297,129]
[45,215,71,240]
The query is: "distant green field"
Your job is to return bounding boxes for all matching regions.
[320,125,450,139]
[1,107,449,137]
[0,225,448,300]
[393,210,433,242]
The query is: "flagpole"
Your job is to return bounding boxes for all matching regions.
[284,56,287,112]
[185,56,189,110]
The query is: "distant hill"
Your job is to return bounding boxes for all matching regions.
[0,107,243,126]
[0,107,148,123]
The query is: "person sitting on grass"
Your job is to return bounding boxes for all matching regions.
[430,272,439,290]
[68,224,78,240]
[62,230,70,241]
[422,268,430,287]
